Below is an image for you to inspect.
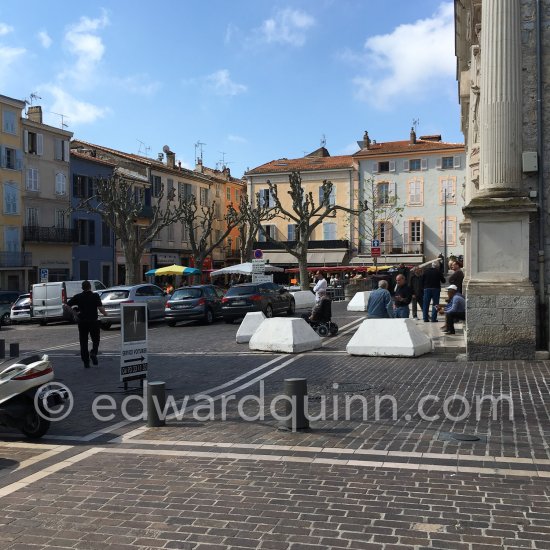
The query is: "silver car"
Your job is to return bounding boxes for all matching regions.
[99,284,167,330]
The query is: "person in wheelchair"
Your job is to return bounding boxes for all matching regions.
[302,290,338,336]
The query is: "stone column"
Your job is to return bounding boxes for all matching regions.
[478,0,522,196]
[463,0,537,360]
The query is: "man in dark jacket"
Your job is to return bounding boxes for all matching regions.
[67,280,107,368]
[448,261,464,294]
[408,267,423,319]
[422,261,446,322]
[393,274,413,318]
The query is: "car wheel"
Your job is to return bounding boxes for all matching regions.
[287,300,295,316]
[2,313,11,326]
[101,323,112,330]
[204,308,214,325]
[265,305,273,318]
[167,321,177,327]
[317,324,329,337]
[39,319,47,326]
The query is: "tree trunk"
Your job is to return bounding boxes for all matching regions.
[193,255,205,284]
[298,250,309,291]
[125,252,142,285]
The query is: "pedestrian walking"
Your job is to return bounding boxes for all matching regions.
[393,274,413,318]
[67,280,107,368]
[422,261,446,322]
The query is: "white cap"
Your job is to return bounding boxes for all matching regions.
[447,284,458,291]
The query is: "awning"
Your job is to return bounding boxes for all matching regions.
[262,250,346,265]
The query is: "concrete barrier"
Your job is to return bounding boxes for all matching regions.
[347,291,371,312]
[290,290,316,310]
[236,311,266,344]
[249,318,321,353]
[346,318,432,357]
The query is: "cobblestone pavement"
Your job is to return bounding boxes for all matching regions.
[0,303,550,548]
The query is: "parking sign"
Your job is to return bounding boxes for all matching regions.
[39,268,49,283]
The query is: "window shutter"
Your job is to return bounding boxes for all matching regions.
[37,134,44,156]
[389,182,396,202]
[403,220,409,246]
[374,162,379,173]
[419,179,424,205]
[436,157,442,169]
[15,150,22,170]
[63,140,70,161]
[24,131,29,153]
[88,221,95,245]
[454,155,461,168]
[26,169,32,190]
[421,158,428,171]
[389,160,396,172]
[386,222,393,244]
[403,159,409,171]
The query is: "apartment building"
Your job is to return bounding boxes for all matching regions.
[353,129,466,265]
[246,147,358,266]
[0,94,29,290]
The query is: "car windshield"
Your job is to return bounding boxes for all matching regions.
[101,290,129,301]
[171,289,202,300]
[14,295,30,306]
[225,286,258,296]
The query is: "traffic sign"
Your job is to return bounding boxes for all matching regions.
[39,268,48,283]
[371,247,381,257]
[372,239,380,247]
[254,249,263,259]
[120,303,148,383]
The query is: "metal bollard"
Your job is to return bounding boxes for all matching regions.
[283,378,309,431]
[146,381,166,428]
[0,339,4,359]
[9,343,19,358]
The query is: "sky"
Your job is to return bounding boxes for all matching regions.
[0,0,461,178]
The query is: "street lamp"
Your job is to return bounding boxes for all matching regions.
[443,189,455,277]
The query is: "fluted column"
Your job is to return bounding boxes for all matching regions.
[479,0,522,195]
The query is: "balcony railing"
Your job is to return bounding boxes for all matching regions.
[254,239,350,250]
[368,242,424,255]
[24,226,78,244]
[0,251,32,268]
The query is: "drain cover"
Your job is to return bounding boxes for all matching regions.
[438,431,485,443]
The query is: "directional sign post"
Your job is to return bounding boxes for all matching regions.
[120,303,148,387]
[371,239,381,257]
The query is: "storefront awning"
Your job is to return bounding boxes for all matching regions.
[262,250,346,265]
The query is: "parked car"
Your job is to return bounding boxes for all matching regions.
[221,282,295,323]
[0,290,22,327]
[65,280,106,299]
[10,294,32,324]
[100,284,167,329]
[165,285,225,326]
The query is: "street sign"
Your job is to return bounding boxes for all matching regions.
[372,239,380,247]
[39,268,48,283]
[252,274,273,283]
[254,249,263,259]
[120,303,148,383]
[371,247,381,257]
[252,258,269,283]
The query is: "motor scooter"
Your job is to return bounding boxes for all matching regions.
[0,354,66,438]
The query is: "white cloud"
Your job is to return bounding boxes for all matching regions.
[38,30,52,48]
[228,134,247,144]
[0,23,13,36]
[0,45,26,86]
[205,70,247,96]
[352,2,455,109]
[114,75,162,96]
[42,85,109,125]
[61,10,109,86]
[224,23,239,45]
[258,8,315,47]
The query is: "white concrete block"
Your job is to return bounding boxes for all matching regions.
[249,318,321,354]
[291,290,316,310]
[236,312,266,344]
[346,318,432,357]
[347,291,371,311]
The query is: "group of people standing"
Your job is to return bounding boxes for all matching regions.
[366,260,465,334]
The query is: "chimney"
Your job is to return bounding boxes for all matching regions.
[27,106,43,124]
[166,151,175,169]
[363,130,371,149]
[195,157,204,173]
[410,127,417,145]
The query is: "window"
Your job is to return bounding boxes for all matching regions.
[167,223,174,242]
[319,185,336,207]
[439,217,457,246]
[24,131,43,155]
[26,168,39,191]
[200,187,209,206]
[26,207,38,226]
[377,182,390,205]
[235,189,240,203]
[287,224,296,241]
[181,222,189,242]
[378,161,389,172]
[442,156,454,169]
[178,182,195,200]
[79,261,89,280]
[376,221,393,244]
[101,222,111,246]
[3,110,16,134]
[439,177,456,204]
[77,219,95,245]
[226,187,231,201]
[2,146,21,170]
[258,225,276,242]
[407,178,423,206]
[55,209,65,228]
[55,173,67,195]
[214,202,221,218]
[54,139,70,161]
[4,227,20,252]
[409,159,421,171]
[437,155,461,169]
[73,175,85,198]
[259,188,275,208]
[152,175,162,198]
[323,222,336,240]
[378,222,386,243]
[167,178,174,200]
[216,184,221,198]
[410,220,422,242]
[3,182,18,214]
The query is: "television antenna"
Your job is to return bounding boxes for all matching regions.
[24,92,42,108]
[137,139,151,157]
[412,118,420,133]
[320,134,326,148]
[51,111,69,129]
[194,141,206,163]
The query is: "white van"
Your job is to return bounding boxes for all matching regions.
[31,280,106,325]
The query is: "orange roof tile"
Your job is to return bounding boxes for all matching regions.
[246,154,355,175]
[70,149,117,167]
[354,139,464,157]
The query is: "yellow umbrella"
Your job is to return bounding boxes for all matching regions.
[154,264,200,275]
